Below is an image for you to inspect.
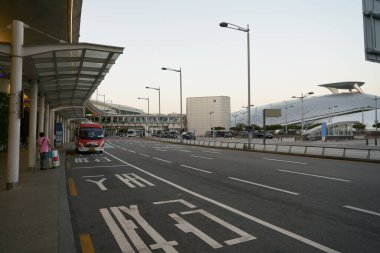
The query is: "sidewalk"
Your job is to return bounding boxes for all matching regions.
[0,144,75,253]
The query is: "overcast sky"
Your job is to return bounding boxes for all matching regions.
[80,0,379,114]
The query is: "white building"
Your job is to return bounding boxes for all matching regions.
[186,96,231,136]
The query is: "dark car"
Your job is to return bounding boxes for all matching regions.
[182,132,196,140]
[255,131,273,139]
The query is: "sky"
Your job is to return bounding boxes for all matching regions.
[80,0,380,114]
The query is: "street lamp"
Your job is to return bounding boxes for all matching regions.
[373,96,379,146]
[233,114,238,127]
[220,21,252,145]
[291,91,313,134]
[284,105,294,134]
[327,105,338,124]
[209,111,214,138]
[162,67,183,131]
[146,86,161,129]
[138,97,150,136]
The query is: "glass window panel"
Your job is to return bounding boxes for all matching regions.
[83,62,103,68]
[35,62,54,68]
[56,50,82,58]
[85,50,108,59]
[39,72,55,76]
[32,52,52,59]
[58,70,77,75]
[57,62,80,68]
[81,70,99,75]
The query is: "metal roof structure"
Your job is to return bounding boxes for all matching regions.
[318,81,365,94]
[0,0,124,120]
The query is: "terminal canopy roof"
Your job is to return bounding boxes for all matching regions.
[0,42,124,119]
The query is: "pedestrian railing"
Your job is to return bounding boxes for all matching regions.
[162,138,380,162]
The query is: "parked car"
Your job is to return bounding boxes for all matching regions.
[182,132,196,140]
[255,131,273,139]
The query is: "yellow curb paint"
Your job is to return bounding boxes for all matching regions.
[79,234,95,253]
[68,178,78,196]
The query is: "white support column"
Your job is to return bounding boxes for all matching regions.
[28,80,38,170]
[44,102,50,139]
[50,109,54,147]
[6,20,24,190]
[38,94,45,134]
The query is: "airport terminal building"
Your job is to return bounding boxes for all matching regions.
[232,82,379,132]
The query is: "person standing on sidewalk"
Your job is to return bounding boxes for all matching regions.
[38,132,51,170]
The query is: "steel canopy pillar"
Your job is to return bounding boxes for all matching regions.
[28,80,38,170]
[44,102,50,139]
[6,20,24,190]
[38,94,45,133]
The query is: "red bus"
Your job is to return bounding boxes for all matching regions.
[75,123,105,153]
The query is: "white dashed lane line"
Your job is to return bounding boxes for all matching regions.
[180,165,212,174]
[343,205,380,217]
[263,158,307,165]
[152,157,172,163]
[228,177,300,196]
[190,155,213,160]
[278,169,351,183]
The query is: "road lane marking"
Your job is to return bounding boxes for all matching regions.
[152,157,172,163]
[68,178,78,196]
[156,149,167,152]
[104,151,340,253]
[100,208,135,253]
[179,150,191,153]
[72,165,129,169]
[202,150,222,155]
[190,155,213,160]
[180,165,212,174]
[228,177,299,196]
[263,158,307,165]
[180,209,256,245]
[79,234,95,253]
[82,175,105,178]
[169,213,223,248]
[140,153,151,157]
[154,199,197,208]
[343,205,380,217]
[127,150,136,153]
[278,169,351,182]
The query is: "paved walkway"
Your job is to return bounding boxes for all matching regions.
[0,144,75,253]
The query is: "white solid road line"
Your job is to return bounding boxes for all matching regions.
[180,165,212,174]
[278,169,351,183]
[202,150,222,155]
[72,165,129,169]
[105,151,340,253]
[155,149,167,152]
[127,150,136,153]
[228,177,300,196]
[190,155,213,160]
[263,158,307,165]
[343,205,380,217]
[152,157,172,163]
[139,153,151,157]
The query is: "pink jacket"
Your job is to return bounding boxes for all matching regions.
[38,137,50,153]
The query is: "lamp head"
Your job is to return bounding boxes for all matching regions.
[145,86,149,89]
[291,96,297,98]
[308,92,314,95]
[161,67,167,70]
[219,22,228,27]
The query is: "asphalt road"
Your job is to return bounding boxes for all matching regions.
[66,137,380,253]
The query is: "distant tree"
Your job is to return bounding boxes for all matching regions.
[251,124,262,130]
[235,123,245,131]
[214,126,225,130]
[372,122,380,128]
[287,124,301,130]
[265,124,282,130]
[353,122,366,131]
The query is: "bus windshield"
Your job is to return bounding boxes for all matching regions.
[79,128,104,140]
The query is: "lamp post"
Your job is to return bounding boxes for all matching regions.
[162,67,183,131]
[209,111,214,138]
[233,114,238,127]
[327,105,338,124]
[220,21,252,145]
[138,97,150,136]
[291,91,313,135]
[146,86,161,130]
[374,96,379,146]
[98,93,106,135]
[284,105,294,134]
